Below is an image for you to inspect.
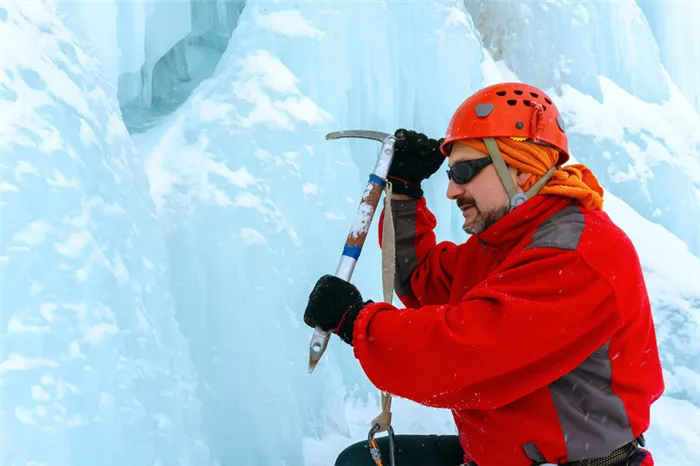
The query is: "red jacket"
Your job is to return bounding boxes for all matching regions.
[353,194,664,466]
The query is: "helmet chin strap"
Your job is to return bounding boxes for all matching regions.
[483,138,557,211]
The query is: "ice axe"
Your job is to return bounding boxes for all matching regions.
[307,130,397,373]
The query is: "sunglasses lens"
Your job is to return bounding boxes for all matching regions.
[447,164,473,184]
[447,158,491,185]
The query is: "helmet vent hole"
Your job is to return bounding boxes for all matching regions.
[523,100,531,106]
[545,98,552,105]
[530,92,539,98]
[507,99,517,106]
[542,105,547,111]
[496,91,507,96]
[514,90,523,95]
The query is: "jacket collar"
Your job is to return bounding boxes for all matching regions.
[476,195,573,250]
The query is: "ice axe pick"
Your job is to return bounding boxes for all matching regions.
[307,130,397,373]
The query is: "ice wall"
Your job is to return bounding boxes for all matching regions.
[464,0,667,102]
[464,0,700,256]
[55,0,191,105]
[637,1,700,114]
[191,0,245,51]
[55,0,244,133]
[0,3,209,465]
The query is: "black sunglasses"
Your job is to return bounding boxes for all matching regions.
[446,157,493,184]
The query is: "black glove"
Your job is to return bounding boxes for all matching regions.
[303,275,372,346]
[388,129,445,198]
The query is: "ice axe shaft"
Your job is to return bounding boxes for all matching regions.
[308,130,397,373]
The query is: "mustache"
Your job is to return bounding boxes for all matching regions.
[457,198,476,208]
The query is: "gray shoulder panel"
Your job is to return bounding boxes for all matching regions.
[525,204,585,251]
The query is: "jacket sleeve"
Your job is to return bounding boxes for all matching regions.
[352,247,621,410]
[378,197,460,308]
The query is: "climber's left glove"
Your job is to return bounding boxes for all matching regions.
[388,128,445,198]
[303,275,372,346]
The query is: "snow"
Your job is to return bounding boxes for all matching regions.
[231,49,333,129]
[1,1,699,466]
[302,182,320,196]
[256,10,325,39]
[241,227,267,246]
[12,220,53,246]
[0,354,59,373]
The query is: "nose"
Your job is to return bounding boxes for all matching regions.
[446,178,466,200]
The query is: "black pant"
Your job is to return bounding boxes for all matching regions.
[333,434,649,466]
[334,434,464,466]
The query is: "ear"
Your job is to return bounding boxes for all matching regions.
[516,170,533,189]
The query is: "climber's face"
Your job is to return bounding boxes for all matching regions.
[445,142,513,235]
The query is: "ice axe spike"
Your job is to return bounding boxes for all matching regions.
[308,130,397,373]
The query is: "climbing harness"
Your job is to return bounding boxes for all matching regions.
[464,436,646,466]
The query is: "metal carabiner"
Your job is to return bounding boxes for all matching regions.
[367,422,396,466]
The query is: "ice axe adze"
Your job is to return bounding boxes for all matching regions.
[307,130,397,374]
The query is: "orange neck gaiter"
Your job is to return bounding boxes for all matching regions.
[460,138,605,211]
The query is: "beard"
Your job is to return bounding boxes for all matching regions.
[461,202,510,235]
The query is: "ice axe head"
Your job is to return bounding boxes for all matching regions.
[326,130,393,144]
[325,130,396,180]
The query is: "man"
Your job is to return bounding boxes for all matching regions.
[303,83,664,466]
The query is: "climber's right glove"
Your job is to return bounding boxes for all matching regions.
[388,129,446,199]
[303,274,372,346]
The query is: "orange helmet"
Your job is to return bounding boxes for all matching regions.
[440,82,569,166]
